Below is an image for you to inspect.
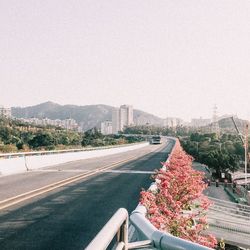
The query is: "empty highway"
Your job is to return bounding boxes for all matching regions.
[0,140,175,249]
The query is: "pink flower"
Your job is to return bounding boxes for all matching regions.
[139,139,217,248]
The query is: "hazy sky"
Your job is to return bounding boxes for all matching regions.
[1,0,250,121]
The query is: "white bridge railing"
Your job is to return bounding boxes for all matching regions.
[0,142,147,159]
[85,206,213,250]
[0,142,149,176]
[85,208,129,250]
[130,205,212,250]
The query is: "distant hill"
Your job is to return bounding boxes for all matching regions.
[133,109,163,126]
[11,101,164,131]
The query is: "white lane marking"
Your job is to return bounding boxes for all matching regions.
[0,143,167,210]
[30,169,90,173]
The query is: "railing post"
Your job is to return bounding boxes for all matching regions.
[85,208,128,250]
[24,155,29,171]
[118,218,128,250]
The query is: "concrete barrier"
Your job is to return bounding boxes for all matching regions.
[0,157,27,176]
[0,143,149,176]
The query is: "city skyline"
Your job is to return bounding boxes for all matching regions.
[1,1,250,121]
[2,100,245,125]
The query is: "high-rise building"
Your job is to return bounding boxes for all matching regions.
[0,106,11,118]
[120,105,133,130]
[120,105,133,127]
[119,107,126,131]
[112,105,134,134]
[112,108,120,134]
[101,121,113,135]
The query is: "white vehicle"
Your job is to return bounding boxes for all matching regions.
[150,136,162,144]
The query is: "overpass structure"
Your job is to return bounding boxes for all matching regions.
[1,137,249,249]
[87,197,250,250]
[206,197,250,248]
[86,138,250,249]
[128,196,250,249]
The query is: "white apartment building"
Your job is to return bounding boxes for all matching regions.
[112,108,120,134]
[119,108,126,131]
[112,105,134,134]
[18,117,80,131]
[63,118,79,130]
[101,121,112,135]
[0,106,11,118]
[120,105,133,127]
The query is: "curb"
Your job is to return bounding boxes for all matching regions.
[223,187,247,204]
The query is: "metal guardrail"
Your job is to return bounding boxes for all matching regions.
[85,206,212,250]
[130,205,213,250]
[0,142,148,159]
[85,208,129,250]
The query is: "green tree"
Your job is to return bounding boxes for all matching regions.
[81,128,103,147]
[28,131,54,149]
[181,132,241,178]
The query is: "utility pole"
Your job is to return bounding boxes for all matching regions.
[245,123,248,187]
[231,117,244,144]
[230,116,248,187]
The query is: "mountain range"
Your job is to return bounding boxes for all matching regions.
[11,101,164,131]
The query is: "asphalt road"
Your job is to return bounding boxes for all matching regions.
[0,140,175,250]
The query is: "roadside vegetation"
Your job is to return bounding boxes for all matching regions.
[0,118,144,153]
[180,132,246,179]
[124,125,248,179]
[123,125,190,136]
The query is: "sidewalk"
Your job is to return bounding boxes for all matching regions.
[192,162,236,203]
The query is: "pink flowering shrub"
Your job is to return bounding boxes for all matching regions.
[140,140,217,248]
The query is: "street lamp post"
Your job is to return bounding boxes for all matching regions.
[230,117,249,188]
[244,124,248,188]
